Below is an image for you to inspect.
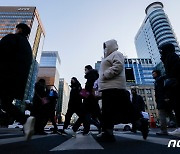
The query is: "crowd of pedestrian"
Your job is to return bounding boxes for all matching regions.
[0,23,179,143]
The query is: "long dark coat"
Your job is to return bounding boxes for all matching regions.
[154,76,169,109]
[0,33,32,100]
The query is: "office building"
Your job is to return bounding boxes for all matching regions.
[57,78,70,123]
[0,6,45,100]
[124,58,154,85]
[135,2,180,66]
[38,51,61,90]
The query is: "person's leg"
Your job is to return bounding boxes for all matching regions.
[101,90,114,133]
[50,114,58,132]
[64,115,83,137]
[0,96,26,124]
[0,96,35,140]
[97,89,116,142]
[63,108,74,129]
[156,109,168,135]
[168,87,180,135]
[167,110,176,127]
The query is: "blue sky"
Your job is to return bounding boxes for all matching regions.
[1,0,180,86]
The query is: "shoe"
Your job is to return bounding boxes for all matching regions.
[169,128,180,136]
[64,128,76,137]
[59,129,68,135]
[23,116,35,141]
[140,118,149,140]
[96,132,116,142]
[156,131,168,135]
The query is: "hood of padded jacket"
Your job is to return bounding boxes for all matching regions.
[103,39,118,58]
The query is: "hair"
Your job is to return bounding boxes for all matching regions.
[38,78,46,84]
[71,77,78,81]
[85,65,93,70]
[16,23,31,36]
[152,70,161,77]
[159,43,175,53]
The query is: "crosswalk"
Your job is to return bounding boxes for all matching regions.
[0,130,180,151]
[50,133,103,151]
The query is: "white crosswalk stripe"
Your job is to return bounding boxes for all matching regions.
[50,133,104,151]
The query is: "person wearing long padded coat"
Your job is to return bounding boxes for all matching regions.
[98,39,148,142]
[0,23,35,140]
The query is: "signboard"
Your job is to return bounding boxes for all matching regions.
[125,67,135,83]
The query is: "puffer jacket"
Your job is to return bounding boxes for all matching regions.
[98,39,126,91]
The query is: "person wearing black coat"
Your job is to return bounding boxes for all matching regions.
[31,79,49,135]
[63,77,82,131]
[152,70,175,135]
[130,88,145,133]
[131,88,145,113]
[65,65,101,136]
[159,43,180,136]
[0,23,35,140]
[82,65,101,134]
[45,88,58,133]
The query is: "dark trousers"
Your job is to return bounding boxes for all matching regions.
[72,113,90,132]
[72,96,98,133]
[0,96,27,125]
[101,89,138,131]
[63,107,81,130]
[170,86,180,127]
[49,112,57,131]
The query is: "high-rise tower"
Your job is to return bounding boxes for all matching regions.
[135,2,180,66]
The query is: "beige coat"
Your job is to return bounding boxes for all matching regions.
[98,39,126,91]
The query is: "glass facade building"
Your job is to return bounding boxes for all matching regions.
[124,58,154,85]
[38,51,61,90]
[0,6,45,100]
[135,2,180,66]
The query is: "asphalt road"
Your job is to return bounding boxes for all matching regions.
[0,128,180,154]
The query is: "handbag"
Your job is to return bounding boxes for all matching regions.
[41,97,50,105]
[36,92,50,105]
[79,89,90,98]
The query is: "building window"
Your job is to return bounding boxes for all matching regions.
[146,89,151,94]
[147,96,153,101]
[128,59,132,64]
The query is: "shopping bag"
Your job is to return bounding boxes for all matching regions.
[79,89,90,98]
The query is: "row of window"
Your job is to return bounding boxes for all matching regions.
[149,104,155,110]
[1,20,29,24]
[124,59,152,64]
[0,29,14,32]
[0,12,33,15]
[0,26,15,29]
[0,16,33,19]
